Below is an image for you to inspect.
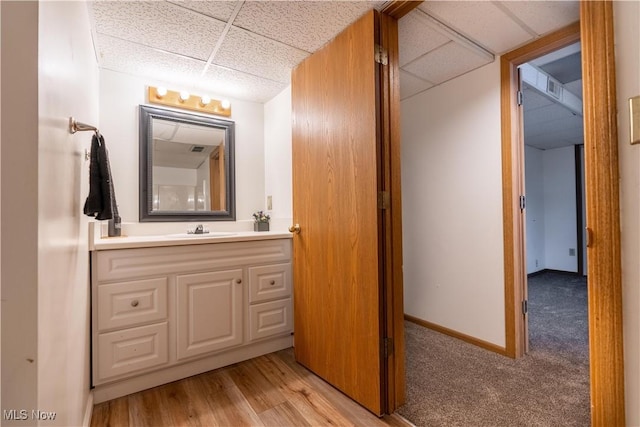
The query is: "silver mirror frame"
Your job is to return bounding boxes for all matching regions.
[139,104,236,222]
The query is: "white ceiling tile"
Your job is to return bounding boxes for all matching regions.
[522,87,555,111]
[202,64,287,103]
[95,34,204,86]
[403,41,491,85]
[89,1,225,61]
[498,1,579,36]
[524,103,579,129]
[418,1,533,53]
[399,71,434,100]
[167,0,240,22]
[214,26,308,84]
[399,11,450,66]
[233,1,383,53]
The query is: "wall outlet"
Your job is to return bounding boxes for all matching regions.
[569,248,576,256]
[535,259,539,268]
[267,195,272,210]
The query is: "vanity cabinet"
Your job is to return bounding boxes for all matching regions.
[91,238,293,403]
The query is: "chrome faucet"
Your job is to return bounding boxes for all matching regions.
[194,224,204,234]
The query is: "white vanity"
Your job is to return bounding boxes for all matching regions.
[90,231,293,403]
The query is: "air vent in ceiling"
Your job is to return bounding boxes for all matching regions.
[190,145,205,153]
[519,63,582,117]
[546,78,561,99]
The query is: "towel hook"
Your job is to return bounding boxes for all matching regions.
[69,116,99,135]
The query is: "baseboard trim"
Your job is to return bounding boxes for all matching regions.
[527,268,582,278]
[404,314,507,356]
[83,391,94,427]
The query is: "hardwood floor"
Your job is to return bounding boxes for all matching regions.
[90,349,412,427]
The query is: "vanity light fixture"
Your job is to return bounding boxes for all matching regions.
[147,86,231,117]
[156,86,168,98]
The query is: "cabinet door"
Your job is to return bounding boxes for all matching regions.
[176,269,243,360]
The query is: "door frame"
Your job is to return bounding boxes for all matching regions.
[501,3,625,424]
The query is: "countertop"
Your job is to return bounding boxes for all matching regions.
[91,231,292,251]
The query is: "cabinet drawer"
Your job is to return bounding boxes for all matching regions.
[98,277,168,331]
[248,263,291,303]
[97,322,168,383]
[249,298,292,341]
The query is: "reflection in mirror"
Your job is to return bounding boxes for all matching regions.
[139,105,235,222]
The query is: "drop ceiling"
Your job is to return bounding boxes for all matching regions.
[522,42,583,150]
[88,1,579,104]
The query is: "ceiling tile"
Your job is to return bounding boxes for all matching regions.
[203,64,287,103]
[89,1,225,61]
[214,26,308,84]
[498,1,579,36]
[418,1,532,53]
[400,71,434,100]
[524,103,577,128]
[167,0,240,22]
[403,41,491,85]
[399,11,450,66]
[95,34,204,86]
[233,1,383,53]
[522,87,555,111]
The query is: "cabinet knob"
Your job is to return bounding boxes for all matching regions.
[236,278,242,284]
[270,280,276,286]
[131,299,139,307]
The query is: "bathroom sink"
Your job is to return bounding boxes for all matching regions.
[165,232,237,238]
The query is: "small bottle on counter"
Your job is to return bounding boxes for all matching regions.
[108,215,121,237]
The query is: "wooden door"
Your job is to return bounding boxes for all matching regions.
[291,10,386,415]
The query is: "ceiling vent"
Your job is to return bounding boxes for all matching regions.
[546,78,562,99]
[190,145,205,153]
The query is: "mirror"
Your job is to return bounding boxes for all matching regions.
[139,105,235,222]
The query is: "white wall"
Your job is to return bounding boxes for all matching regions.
[614,1,640,424]
[1,2,97,426]
[525,145,579,274]
[154,166,197,186]
[525,145,545,274]
[37,1,99,425]
[98,69,265,227]
[1,2,39,420]
[401,60,506,347]
[264,86,293,226]
[542,146,578,272]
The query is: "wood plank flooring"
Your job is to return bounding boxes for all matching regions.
[90,349,412,427]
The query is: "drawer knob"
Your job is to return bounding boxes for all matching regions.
[236,278,242,284]
[131,300,139,307]
[270,280,276,286]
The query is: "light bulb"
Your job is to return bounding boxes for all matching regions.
[221,99,231,109]
[200,95,211,106]
[179,91,190,101]
[156,86,167,98]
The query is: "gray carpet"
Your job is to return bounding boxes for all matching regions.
[398,271,590,426]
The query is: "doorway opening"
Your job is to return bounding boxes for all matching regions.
[521,42,587,358]
[502,3,625,422]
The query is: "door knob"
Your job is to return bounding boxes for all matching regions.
[288,224,301,234]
